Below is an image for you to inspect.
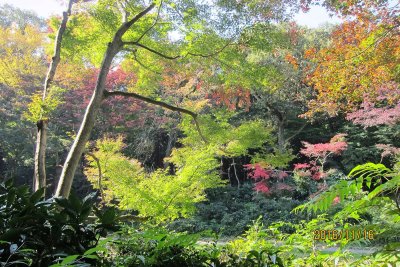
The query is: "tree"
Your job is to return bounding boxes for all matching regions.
[0,6,46,183]
[33,0,74,195]
[0,4,44,30]
[54,0,300,197]
[247,23,330,152]
[302,0,400,118]
[0,17,45,88]
[298,133,348,176]
[84,112,274,221]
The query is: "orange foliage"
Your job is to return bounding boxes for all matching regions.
[303,9,400,117]
[284,53,298,70]
[209,87,251,111]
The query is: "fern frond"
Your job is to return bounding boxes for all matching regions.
[293,163,397,214]
[368,174,400,199]
[293,179,362,214]
[349,163,391,189]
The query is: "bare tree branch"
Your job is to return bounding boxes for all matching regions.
[104,90,208,143]
[285,121,308,143]
[123,41,180,59]
[123,40,231,60]
[231,159,240,188]
[186,41,232,58]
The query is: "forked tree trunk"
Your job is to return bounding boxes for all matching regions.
[34,0,74,195]
[55,4,156,197]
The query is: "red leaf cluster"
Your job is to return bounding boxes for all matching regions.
[346,85,400,128]
[300,134,348,158]
[244,163,291,195]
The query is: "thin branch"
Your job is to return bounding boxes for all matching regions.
[123,41,180,59]
[114,3,156,41]
[186,41,232,58]
[133,53,162,74]
[122,48,162,74]
[104,90,196,116]
[43,0,74,102]
[117,0,130,23]
[104,90,208,143]
[123,40,232,60]
[285,122,308,143]
[86,152,105,202]
[232,159,240,188]
[395,187,400,214]
[135,0,163,43]
[227,164,232,185]
[122,47,137,53]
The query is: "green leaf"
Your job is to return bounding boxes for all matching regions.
[5,179,13,188]
[60,254,79,265]
[99,208,116,225]
[83,246,107,256]
[30,187,45,203]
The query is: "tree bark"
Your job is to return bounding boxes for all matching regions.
[55,3,156,198]
[34,0,74,194]
[34,121,47,192]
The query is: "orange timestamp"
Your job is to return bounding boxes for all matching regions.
[313,229,375,241]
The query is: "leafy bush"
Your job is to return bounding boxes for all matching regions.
[0,180,118,266]
[107,220,283,267]
[168,183,305,236]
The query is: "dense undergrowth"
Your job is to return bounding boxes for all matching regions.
[2,159,400,267]
[168,183,306,237]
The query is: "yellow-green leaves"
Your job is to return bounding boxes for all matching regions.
[179,111,273,158]
[24,86,65,122]
[0,25,46,87]
[224,120,273,157]
[85,136,223,223]
[85,136,144,203]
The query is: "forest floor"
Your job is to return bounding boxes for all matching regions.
[197,238,380,255]
[318,245,379,255]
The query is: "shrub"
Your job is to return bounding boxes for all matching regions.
[107,220,284,267]
[168,183,306,236]
[0,180,118,266]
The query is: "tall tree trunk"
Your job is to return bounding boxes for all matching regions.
[55,4,156,198]
[34,121,47,192]
[34,0,74,194]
